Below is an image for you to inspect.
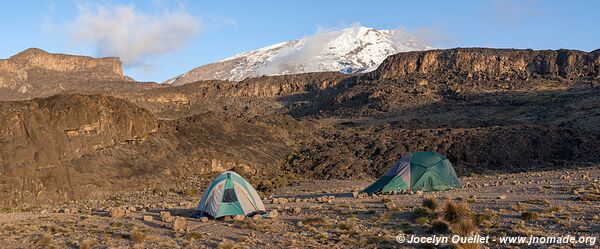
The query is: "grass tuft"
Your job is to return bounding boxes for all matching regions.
[521,211,539,220]
[442,201,470,224]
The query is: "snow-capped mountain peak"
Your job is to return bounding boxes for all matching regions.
[166,26,433,85]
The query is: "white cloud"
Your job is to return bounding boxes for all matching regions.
[69,4,201,67]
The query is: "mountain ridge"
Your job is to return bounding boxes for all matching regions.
[165,26,433,85]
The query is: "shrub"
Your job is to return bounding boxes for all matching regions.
[521,211,539,220]
[422,197,438,211]
[184,232,203,240]
[302,217,327,226]
[218,240,236,249]
[430,220,450,233]
[256,180,274,192]
[542,206,562,214]
[511,203,525,212]
[416,217,429,225]
[472,212,492,226]
[255,172,297,193]
[33,233,52,248]
[129,230,146,243]
[442,201,470,224]
[336,222,355,231]
[230,166,252,180]
[414,207,432,218]
[378,212,391,222]
[452,219,478,236]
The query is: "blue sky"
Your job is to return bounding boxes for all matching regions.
[1,0,599,82]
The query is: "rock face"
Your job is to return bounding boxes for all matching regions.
[370,48,600,81]
[0,48,124,78]
[0,94,157,167]
[0,94,157,206]
[0,48,155,101]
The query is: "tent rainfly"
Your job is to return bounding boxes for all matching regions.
[363,152,461,194]
[196,171,266,218]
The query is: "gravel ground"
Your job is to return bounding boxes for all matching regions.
[0,167,598,248]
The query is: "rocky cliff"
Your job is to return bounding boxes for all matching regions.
[0,94,157,167]
[370,48,600,81]
[0,95,157,206]
[0,48,147,101]
[1,48,124,76]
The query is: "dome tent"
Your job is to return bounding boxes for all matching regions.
[196,171,266,218]
[363,152,461,194]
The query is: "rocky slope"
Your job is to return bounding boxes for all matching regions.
[0,94,314,206]
[166,26,433,84]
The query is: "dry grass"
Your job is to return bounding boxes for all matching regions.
[580,194,600,202]
[377,212,391,222]
[542,206,562,214]
[33,233,52,248]
[218,239,236,249]
[524,199,551,206]
[302,217,327,226]
[184,232,203,240]
[336,220,356,231]
[129,230,146,243]
[521,211,539,220]
[80,239,95,249]
[511,202,526,212]
[235,220,274,232]
[452,219,478,236]
[442,201,470,224]
[472,212,492,226]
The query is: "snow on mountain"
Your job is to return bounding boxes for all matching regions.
[165,26,434,85]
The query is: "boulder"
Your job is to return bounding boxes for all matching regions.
[268,210,279,218]
[385,202,397,210]
[292,207,302,215]
[172,217,186,232]
[160,211,174,223]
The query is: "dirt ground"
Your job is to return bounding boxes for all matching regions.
[0,167,598,249]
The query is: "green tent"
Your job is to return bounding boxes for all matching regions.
[363,152,461,194]
[196,171,266,218]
